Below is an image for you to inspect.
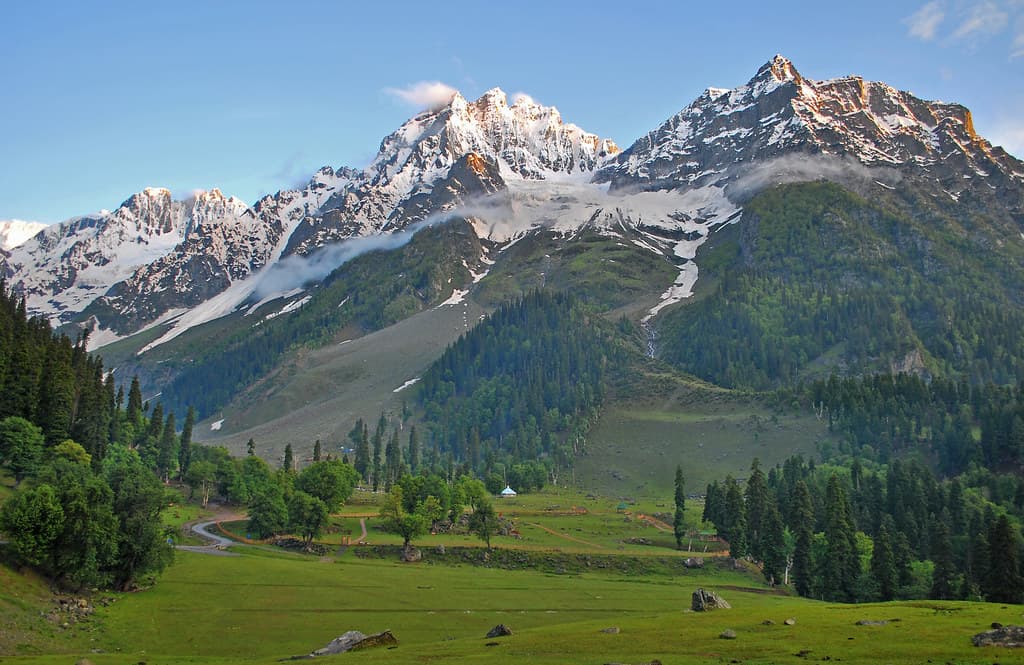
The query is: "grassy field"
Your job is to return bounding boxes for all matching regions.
[2,544,1020,665]
[578,399,829,497]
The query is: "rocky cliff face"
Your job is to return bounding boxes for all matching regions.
[595,55,1024,207]
[283,89,619,255]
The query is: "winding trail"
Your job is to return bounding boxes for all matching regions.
[356,518,368,544]
[175,507,245,557]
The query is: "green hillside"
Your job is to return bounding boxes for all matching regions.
[658,181,1024,389]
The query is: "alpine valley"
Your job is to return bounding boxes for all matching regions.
[3,55,1023,473]
[6,51,1024,665]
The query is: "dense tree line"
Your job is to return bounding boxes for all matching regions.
[799,373,1024,474]
[0,282,175,590]
[704,455,1024,603]
[418,290,615,478]
[660,182,1024,390]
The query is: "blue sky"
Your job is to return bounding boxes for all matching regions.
[2,0,1022,223]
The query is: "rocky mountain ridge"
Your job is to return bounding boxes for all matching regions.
[4,56,1022,348]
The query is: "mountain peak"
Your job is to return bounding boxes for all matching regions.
[754,54,802,85]
[473,87,509,108]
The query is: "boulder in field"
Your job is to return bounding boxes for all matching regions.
[486,624,513,638]
[972,625,1024,647]
[691,588,730,611]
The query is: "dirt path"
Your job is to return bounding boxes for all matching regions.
[356,518,368,544]
[176,507,246,556]
[635,513,674,533]
[524,522,606,549]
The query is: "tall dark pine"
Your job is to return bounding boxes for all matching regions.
[126,377,143,428]
[283,443,294,473]
[822,474,859,602]
[760,499,787,586]
[371,414,384,491]
[407,426,420,474]
[986,515,1024,603]
[178,406,194,479]
[929,520,956,600]
[791,480,815,597]
[156,412,176,481]
[744,460,769,561]
[385,430,400,491]
[871,519,898,601]
[673,465,686,549]
[352,420,370,481]
[313,439,322,462]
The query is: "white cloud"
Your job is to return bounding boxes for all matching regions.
[952,1,1009,39]
[511,92,538,106]
[906,1,946,40]
[383,81,458,110]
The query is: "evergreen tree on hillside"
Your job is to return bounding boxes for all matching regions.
[372,414,384,491]
[822,474,859,602]
[673,465,686,549]
[987,515,1024,603]
[178,406,194,479]
[156,412,176,481]
[930,520,956,600]
[745,460,770,561]
[791,480,815,597]
[760,499,787,586]
[351,419,370,482]
[871,519,898,601]
[313,439,322,462]
[385,429,400,491]
[407,426,420,474]
[283,444,294,473]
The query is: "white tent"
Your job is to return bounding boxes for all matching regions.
[500,485,517,498]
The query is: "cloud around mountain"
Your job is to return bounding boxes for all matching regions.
[384,81,459,110]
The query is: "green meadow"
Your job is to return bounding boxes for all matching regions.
[3,485,1021,664]
[3,545,1020,665]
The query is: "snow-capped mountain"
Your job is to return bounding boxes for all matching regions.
[283,88,620,255]
[595,55,1024,201]
[5,56,1023,353]
[83,167,356,335]
[0,220,48,250]
[3,187,249,324]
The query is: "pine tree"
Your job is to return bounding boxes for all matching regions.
[760,498,787,586]
[930,519,956,600]
[745,459,770,561]
[372,415,384,491]
[156,412,176,481]
[822,474,859,602]
[313,439,322,462]
[385,430,400,491]
[178,406,194,479]
[407,426,420,474]
[283,443,294,473]
[353,420,370,482]
[673,465,686,549]
[127,377,143,428]
[246,438,255,456]
[871,518,898,601]
[986,514,1024,603]
[791,480,815,597]
[723,478,747,558]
